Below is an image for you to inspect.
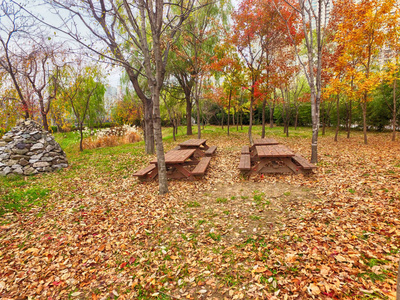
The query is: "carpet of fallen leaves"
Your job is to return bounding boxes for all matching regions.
[1,130,399,299]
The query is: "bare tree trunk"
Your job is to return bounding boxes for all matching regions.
[152,91,168,194]
[362,95,368,145]
[335,94,340,142]
[186,96,193,135]
[79,124,84,151]
[221,107,224,130]
[240,109,243,130]
[196,98,201,139]
[347,100,352,138]
[144,100,155,154]
[248,97,254,145]
[262,98,266,138]
[227,89,231,136]
[310,91,320,164]
[269,102,274,128]
[393,79,397,142]
[236,107,239,131]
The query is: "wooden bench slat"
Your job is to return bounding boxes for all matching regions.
[192,157,212,175]
[205,145,217,156]
[133,164,156,176]
[292,153,316,169]
[241,146,250,154]
[238,154,251,170]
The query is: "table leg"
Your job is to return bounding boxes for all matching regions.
[171,164,194,180]
[282,158,303,174]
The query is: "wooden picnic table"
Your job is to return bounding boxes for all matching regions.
[253,138,279,146]
[133,148,212,181]
[239,143,316,175]
[178,139,217,157]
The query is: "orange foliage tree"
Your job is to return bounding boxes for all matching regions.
[331,0,397,144]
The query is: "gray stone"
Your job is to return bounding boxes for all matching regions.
[33,161,50,168]
[0,162,5,168]
[46,145,55,152]
[12,148,29,155]
[15,143,26,149]
[19,159,29,166]
[22,134,30,139]
[53,163,68,169]
[14,167,23,175]
[44,167,53,172]
[11,164,22,169]
[53,159,68,164]
[30,154,43,160]
[29,159,39,164]
[2,167,11,175]
[33,133,42,140]
[3,137,13,142]
[10,155,29,160]
[40,156,54,162]
[31,143,44,151]
[6,160,18,166]
[0,141,7,147]
[0,153,10,159]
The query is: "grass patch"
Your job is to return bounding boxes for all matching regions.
[186,201,201,208]
[216,197,228,203]
[0,186,50,216]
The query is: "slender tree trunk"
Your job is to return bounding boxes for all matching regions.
[196,98,201,139]
[347,100,352,138]
[269,102,274,128]
[310,90,319,164]
[144,100,155,154]
[240,109,243,130]
[262,98,266,138]
[248,97,254,145]
[228,89,231,136]
[236,108,239,131]
[153,89,168,194]
[79,124,84,152]
[392,79,397,142]
[233,106,236,127]
[295,108,299,130]
[42,112,49,131]
[335,94,340,142]
[221,107,224,130]
[186,96,193,135]
[321,101,326,135]
[362,95,368,145]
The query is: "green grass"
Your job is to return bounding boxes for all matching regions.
[216,197,228,203]
[0,186,50,216]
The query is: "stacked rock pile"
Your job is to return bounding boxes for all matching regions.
[0,120,68,176]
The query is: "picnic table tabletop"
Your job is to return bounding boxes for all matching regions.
[253,138,279,146]
[255,144,295,158]
[151,149,196,164]
[179,139,207,147]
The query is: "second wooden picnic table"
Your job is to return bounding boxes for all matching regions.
[178,139,217,157]
[240,141,316,175]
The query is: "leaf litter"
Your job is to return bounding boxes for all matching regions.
[0,131,399,299]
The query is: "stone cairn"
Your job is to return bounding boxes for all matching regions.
[0,120,68,176]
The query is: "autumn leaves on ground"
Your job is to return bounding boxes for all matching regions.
[0,127,399,299]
